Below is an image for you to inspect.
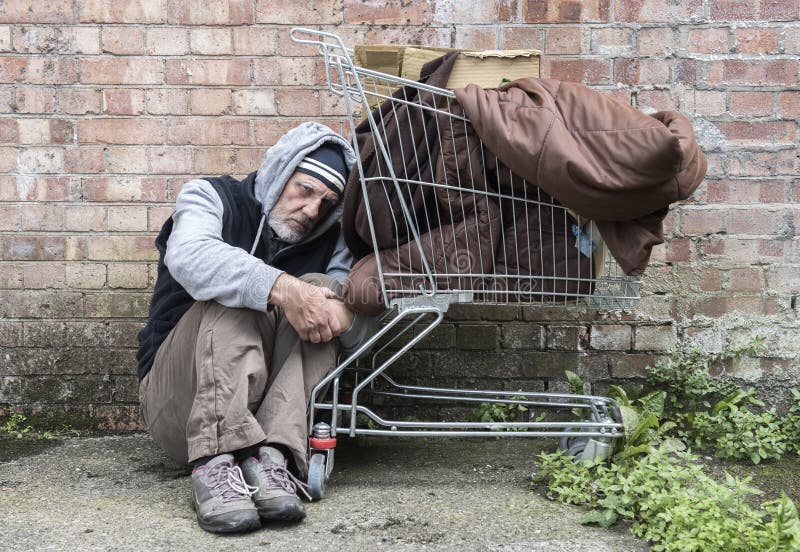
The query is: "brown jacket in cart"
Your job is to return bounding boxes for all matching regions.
[454,79,707,274]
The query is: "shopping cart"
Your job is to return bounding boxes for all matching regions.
[290,28,642,500]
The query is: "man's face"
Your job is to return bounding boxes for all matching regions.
[268,172,340,243]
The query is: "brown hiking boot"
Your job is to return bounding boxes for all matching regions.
[241,446,310,521]
[191,454,261,533]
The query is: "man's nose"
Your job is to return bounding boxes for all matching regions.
[302,199,321,220]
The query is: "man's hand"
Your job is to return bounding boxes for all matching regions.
[268,274,353,343]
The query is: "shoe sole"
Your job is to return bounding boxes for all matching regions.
[197,513,262,534]
[258,502,306,522]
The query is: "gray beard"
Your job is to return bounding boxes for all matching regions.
[268,214,306,244]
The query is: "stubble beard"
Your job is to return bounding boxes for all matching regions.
[268,211,311,244]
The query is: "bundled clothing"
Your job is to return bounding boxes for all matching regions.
[340,55,706,314]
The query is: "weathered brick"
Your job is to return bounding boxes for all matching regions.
[77,118,162,145]
[17,119,50,144]
[501,324,544,349]
[457,324,498,350]
[715,121,795,145]
[681,208,726,236]
[706,59,798,86]
[0,27,8,52]
[726,268,764,292]
[349,0,430,25]
[144,27,189,56]
[590,324,632,351]
[592,28,634,56]
[80,57,164,85]
[521,351,583,378]
[546,325,588,351]
[498,27,545,50]
[168,0,254,24]
[0,204,19,230]
[4,176,76,202]
[276,89,319,116]
[232,27,277,56]
[760,0,799,20]
[546,58,611,84]
[730,91,774,117]
[102,89,145,115]
[107,206,148,232]
[777,92,800,118]
[166,119,250,146]
[545,27,583,54]
[729,207,792,236]
[12,26,57,53]
[107,262,150,289]
[253,118,310,146]
[103,146,149,174]
[253,57,318,86]
[735,27,779,54]
[145,89,188,115]
[608,353,662,378]
[101,26,145,55]
[637,26,676,55]
[66,263,106,289]
[0,145,16,171]
[637,90,678,110]
[25,58,78,85]
[0,117,17,142]
[23,263,66,289]
[614,0,670,22]
[190,89,231,116]
[166,59,250,86]
[57,88,100,115]
[18,147,64,173]
[0,0,75,23]
[710,0,759,19]
[190,28,233,56]
[64,205,106,231]
[21,205,64,231]
[0,55,26,82]
[633,325,676,352]
[14,85,55,113]
[687,27,730,53]
[0,290,84,318]
[147,146,193,175]
[453,28,498,50]
[614,58,671,85]
[147,206,174,232]
[524,0,611,22]
[786,26,800,53]
[232,90,276,116]
[79,0,165,23]
[57,26,101,54]
[255,0,343,24]
[65,147,104,173]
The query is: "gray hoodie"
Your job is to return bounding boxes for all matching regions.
[164,122,373,350]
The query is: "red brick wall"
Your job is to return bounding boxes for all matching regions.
[0,1,798,428]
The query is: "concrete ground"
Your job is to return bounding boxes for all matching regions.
[0,433,649,551]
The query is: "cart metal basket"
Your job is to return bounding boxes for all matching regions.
[290,28,641,500]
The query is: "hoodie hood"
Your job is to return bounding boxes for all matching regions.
[254,122,356,246]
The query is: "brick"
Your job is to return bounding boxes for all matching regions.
[0,264,23,288]
[21,205,64,231]
[735,27,779,54]
[760,0,799,20]
[12,26,57,53]
[591,324,631,350]
[190,89,231,116]
[18,147,64,173]
[707,59,799,86]
[147,146,193,174]
[2,236,68,261]
[192,147,261,176]
[145,89,188,115]
[615,58,670,85]
[87,236,158,262]
[699,268,722,291]
[255,0,343,23]
[144,28,188,56]
[79,0,164,23]
[501,324,544,349]
[498,27,545,50]
[637,90,678,110]
[546,325,588,351]
[23,263,66,289]
[101,26,145,55]
[65,146,104,173]
[687,28,730,54]
[168,0,254,24]
[66,263,106,288]
[50,119,73,144]
[276,89,319,116]
[715,121,795,145]
[0,0,75,23]
[0,27,8,51]
[634,325,676,352]
[253,57,318,86]
[706,179,759,203]
[453,28,498,49]
[148,206,174,231]
[108,206,148,232]
[351,0,431,24]
[614,0,670,22]
[729,207,792,235]
[710,0,759,19]
[57,26,101,54]
[0,56,26,82]
[681,208,726,236]
[104,146,149,174]
[0,118,17,142]
[190,28,233,56]
[0,290,84,318]
[545,27,582,54]
[253,118,310,146]
[25,58,78,85]
[0,204,18,230]
[726,268,764,292]
[608,353,659,378]
[786,26,800,53]
[77,118,162,145]
[730,91,774,117]
[546,58,611,84]
[102,89,145,115]
[457,324,498,350]
[524,0,611,22]
[84,292,150,318]
[637,27,675,56]
[232,27,277,56]
[3,176,74,201]
[166,59,250,86]
[80,58,164,85]
[57,88,100,115]
[166,119,249,146]
[107,263,149,289]
[232,90,276,116]
[82,176,175,202]
[778,92,800,118]
[0,145,16,171]
[65,205,106,231]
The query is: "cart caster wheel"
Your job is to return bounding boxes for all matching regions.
[307,453,326,501]
[558,426,587,452]
[565,440,588,458]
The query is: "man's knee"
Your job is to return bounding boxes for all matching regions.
[298,272,342,296]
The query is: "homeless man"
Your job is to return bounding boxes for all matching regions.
[136,122,373,534]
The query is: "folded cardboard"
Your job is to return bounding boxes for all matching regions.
[353,44,541,109]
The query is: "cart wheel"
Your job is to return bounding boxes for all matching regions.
[565,440,587,458]
[307,453,326,501]
[558,425,587,452]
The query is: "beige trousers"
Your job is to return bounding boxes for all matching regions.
[138,273,339,477]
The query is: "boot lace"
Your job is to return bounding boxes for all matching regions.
[207,462,259,504]
[262,463,312,501]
